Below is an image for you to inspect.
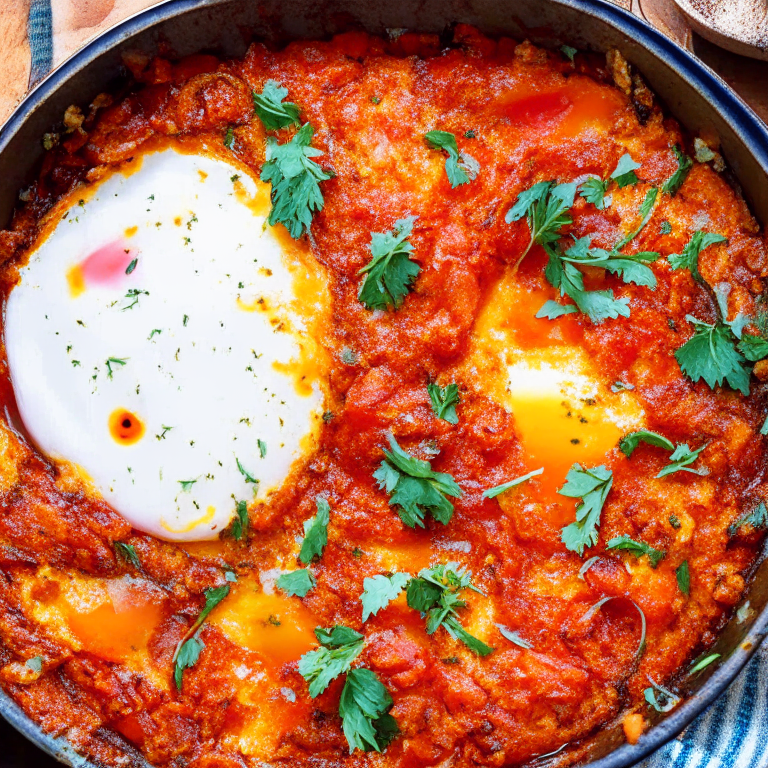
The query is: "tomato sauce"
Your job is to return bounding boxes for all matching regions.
[0,25,766,768]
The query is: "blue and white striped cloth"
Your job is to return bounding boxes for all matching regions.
[22,2,768,767]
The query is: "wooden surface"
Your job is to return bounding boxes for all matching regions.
[0,0,765,766]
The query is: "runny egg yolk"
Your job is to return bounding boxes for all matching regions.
[210,580,317,670]
[109,409,145,445]
[463,270,644,509]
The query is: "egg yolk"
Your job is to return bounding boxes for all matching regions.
[210,581,318,670]
[109,409,145,445]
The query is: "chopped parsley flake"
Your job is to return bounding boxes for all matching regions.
[662,145,693,196]
[105,357,128,379]
[728,501,768,537]
[676,560,690,595]
[121,288,148,311]
[178,479,197,492]
[125,258,138,274]
[114,541,141,569]
[611,153,641,188]
[258,439,267,458]
[223,127,235,149]
[560,45,578,61]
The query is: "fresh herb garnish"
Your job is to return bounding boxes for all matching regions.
[225,500,249,542]
[258,439,267,458]
[669,514,682,529]
[114,541,141,569]
[582,596,646,658]
[657,442,708,478]
[483,467,543,499]
[121,288,148,310]
[688,652,720,676]
[298,625,365,696]
[660,220,672,235]
[223,127,235,149]
[676,560,690,595]
[579,177,609,210]
[560,45,578,61]
[496,624,532,649]
[361,573,410,621]
[339,668,399,753]
[299,496,330,564]
[260,122,332,238]
[728,501,768,536]
[148,328,161,340]
[559,465,613,555]
[662,145,693,196]
[173,584,230,690]
[178,479,197,492]
[277,569,316,597]
[619,429,675,457]
[644,676,680,713]
[406,563,493,656]
[669,230,727,286]
[427,382,460,424]
[373,433,461,528]
[611,153,641,188]
[605,536,665,568]
[253,81,301,130]
[506,180,576,270]
[105,357,128,379]
[358,216,419,311]
[236,458,258,485]
[424,130,479,188]
[125,258,138,275]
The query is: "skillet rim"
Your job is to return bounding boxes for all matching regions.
[0,1,767,767]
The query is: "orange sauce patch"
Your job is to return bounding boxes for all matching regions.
[109,409,145,445]
[66,265,86,297]
[66,581,164,662]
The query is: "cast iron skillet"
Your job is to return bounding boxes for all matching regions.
[1,1,768,766]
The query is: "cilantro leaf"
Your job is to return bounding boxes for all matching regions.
[225,500,250,541]
[236,458,258,485]
[579,177,609,210]
[675,315,750,395]
[361,573,410,621]
[614,187,658,251]
[424,130,479,188]
[657,442,708,478]
[660,220,672,235]
[253,80,301,130]
[277,569,316,597]
[738,332,768,362]
[373,434,461,527]
[536,299,578,319]
[496,624,532,649]
[427,382,460,424]
[260,122,332,238]
[224,127,235,149]
[676,560,690,596]
[506,181,576,270]
[728,501,768,536]
[662,145,693,196]
[560,45,578,61]
[173,584,230,690]
[339,668,399,753]
[483,467,543,498]
[668,230,728,285]
[299,496,330,564]
[559,464,613,555]
[358,216,419,311]
[644,676,680,713]
[298,625,365,697]
[605,535,665,567]
[114,541,141,569]
[619,429,675,457]
[688,652,720,676]
[406,563,492,656]
[611,153,641,188]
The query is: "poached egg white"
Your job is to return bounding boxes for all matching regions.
[4,147,331,541]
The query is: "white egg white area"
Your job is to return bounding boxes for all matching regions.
[4,148,329,541]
